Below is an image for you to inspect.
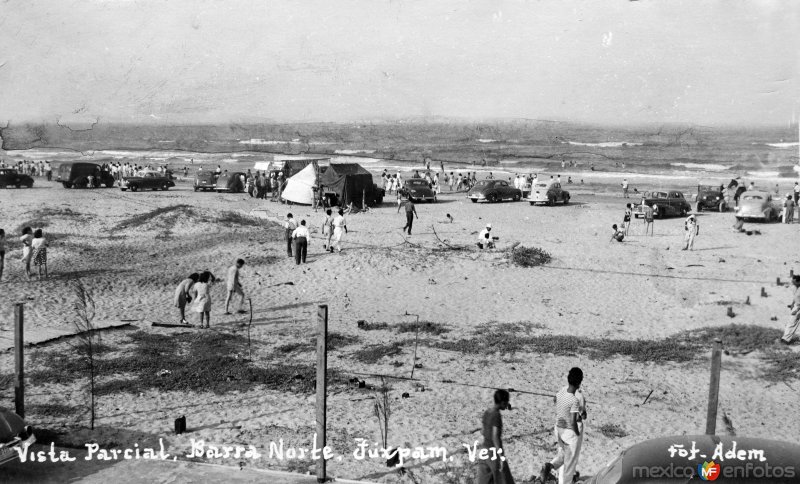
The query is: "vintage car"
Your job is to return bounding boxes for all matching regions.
[57,162,115,188]
[402,178,437,202]
[0,408,36,467]
[467,179,522,203]
[588,435,800,483]
[193,171,217,191]
[527,180,569,205]
[695,182,728,212]
[633,190,691,218]
[120,170,176,192]
[735,191,780,222]
[0,169,34,189]
[214,172,246,193]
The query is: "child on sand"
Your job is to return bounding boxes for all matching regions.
[191,271,215,328]
[611,224,625,242]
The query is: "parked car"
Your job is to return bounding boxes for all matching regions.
[402,178,437,202]
[633,190,691,218]
[57,162,115,188]
[0,169,34,189]
[695,182,728,212]
[736,191,780,222]
[0,408,36,467]
[527,180,569,206]
[588,435,800,483]
[120,170,175,192]
[468,179,522,203]
[214,172,246,193]
[193,171,217,191]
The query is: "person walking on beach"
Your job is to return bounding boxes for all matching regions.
[292,220,310,264]
[0,229,6,281]
[284,213,297,258]
[398,198,418,236]
[540,367,586,484]
[174,273,199,324]
[321,209,334,251]
[621,179,629,198]
[332,209,348,253]
[224,259,246,315]
[682,214,698,251]
[191,271,215,328]
[780,274,800,345]
[476,389,515,484]
[20,226,33,279]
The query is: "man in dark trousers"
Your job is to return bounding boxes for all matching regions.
[398,198,418,235]
[291,220,310,265]
[284,213,297,258]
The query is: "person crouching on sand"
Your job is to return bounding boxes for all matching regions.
[478,223,496,249]
[174,273,199,324]
[610,224,624,242]
[476,389,514,484]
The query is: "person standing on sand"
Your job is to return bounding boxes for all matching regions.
[332,209,348,253]
[622,204,632,236]
[31,229,48,279]
[224,259,246,315]
[782,194,794,224]
[398,198,418,236]
[20,227,33,279]
[0,229,6,281]
[682,214,698,250]
[284,213,297,258]
[174,273,199,324]
[621,178,629,198]
[321,209,334,251]
[643,205,654,236]
[780,275,800,345]
[191,271,215,329]
[540,367,586,484]
[292,220,310,264]
[476,389,515,484]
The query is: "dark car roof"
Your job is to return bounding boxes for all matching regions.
[604,435,800,484]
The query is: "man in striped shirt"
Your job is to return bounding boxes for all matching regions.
[540,367,586,484]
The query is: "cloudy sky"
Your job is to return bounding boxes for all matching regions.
[0,0,797,126]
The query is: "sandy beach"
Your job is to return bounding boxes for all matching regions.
[1,166,799,482]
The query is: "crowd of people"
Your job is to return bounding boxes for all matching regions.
[0,160,53,180]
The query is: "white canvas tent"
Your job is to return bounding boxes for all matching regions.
[253,161,272,171]
[280,163,317,205]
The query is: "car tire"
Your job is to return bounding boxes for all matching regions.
[548,196,555,206]
[194,186,199,192]
[130,185,138,192]
[529,201,535,206]
[563,194,570,205]
[161,183,169,190]
[15,183,21,189]
[488,193,498,203]
[121,188,127,191]
[719,202,726,212]
[26,182,33,188]
[471,198,477,203]
[513,193,520,201]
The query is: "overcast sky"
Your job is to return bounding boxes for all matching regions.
[0,0,797,126]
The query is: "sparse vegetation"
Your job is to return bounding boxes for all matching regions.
[30,330,342,395]
[598,423,628,438]
[113,205,198,231]
[352,343,405,364]
[395,321,450,335]
[510,246,552,267]
[276,332,360,353]
[213,211,263,227]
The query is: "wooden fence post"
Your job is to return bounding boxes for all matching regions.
[15,303,24,418]
[705,338,722,435]
[316,305,328,483]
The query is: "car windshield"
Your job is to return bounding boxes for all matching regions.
[535,183,548,188]
[408,180,427,187]
[474,180,490,187]
[743,195,762,200]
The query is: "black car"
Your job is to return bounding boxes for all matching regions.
[696,183,728,212]
[0,169,34,188]
[467,179,522,203]
[57,162,115,188]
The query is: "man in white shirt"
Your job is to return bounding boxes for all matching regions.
[291,220,310,264]
[284,213,298,258]
[478,223,495,249]
[682,214,698,250]
[621,178,629,198]
[332,209,347,253]
[224,258,246,315]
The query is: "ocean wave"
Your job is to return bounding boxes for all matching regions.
[564,141,643,148]
[753,142,799,149]
[334,149,377,155]
[240,139,303,145]
[671,162,729,171]
[477,139,497,143]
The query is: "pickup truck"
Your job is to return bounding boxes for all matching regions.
[120,171,176,192]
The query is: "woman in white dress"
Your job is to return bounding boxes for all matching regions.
[191,271,215,328]
[19,226,33,279]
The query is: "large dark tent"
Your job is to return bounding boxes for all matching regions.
[319,163,383,207]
